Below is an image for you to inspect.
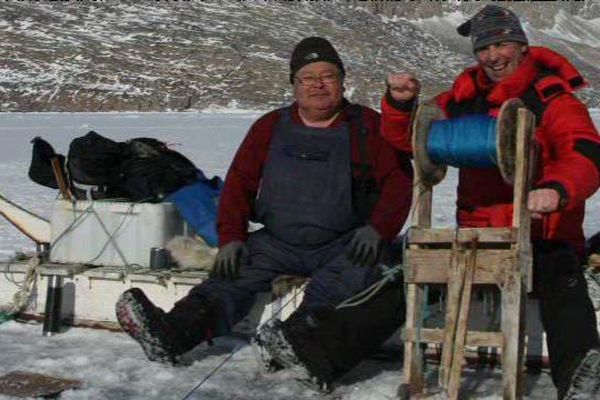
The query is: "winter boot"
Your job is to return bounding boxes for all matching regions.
[563,349,600,400]
[116,288,185,364]
[254,319,300,372]
[255,319,334,393]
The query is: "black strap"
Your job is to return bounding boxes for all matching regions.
[520,85,549,127]
[347,104,370,183]
[346,104,379,221]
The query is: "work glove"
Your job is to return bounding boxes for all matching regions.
[347,225,382,267]
[211,240,248,280]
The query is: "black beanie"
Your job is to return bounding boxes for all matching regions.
[457,5,528,52]
[289,37,345,84]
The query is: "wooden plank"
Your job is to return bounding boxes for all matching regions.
[169,275,206,286]
[412,103,447,187]
[404,249,515,284]
[497,98,524,184]
[84,267,125,281]
[448,237,478,400]
[408,227,516,244]
[412,182,433,228]
[439,237,462,388]
[511,108,534,233]
[38,263,88,277]
[128,272,167,285]
[169,270,208,285]
[51,157,73,201]
[401,172,431,396]
[501,274,526,400]
[403,328,503,348]
[403,283,426,395]
[512,108,535,292]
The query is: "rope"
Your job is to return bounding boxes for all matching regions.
[51,198,152,270]
[84,202,136,266]
[0,255,40,324]
[336,264,402,309]
[428,115,498,169]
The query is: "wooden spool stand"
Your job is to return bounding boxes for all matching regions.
[399,99,536,400]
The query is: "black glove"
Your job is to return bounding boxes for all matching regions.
[211,240,248,280]
[348,225,382,267]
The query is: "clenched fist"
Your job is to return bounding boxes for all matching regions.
[528,188,562,219]
[386,72,421,103]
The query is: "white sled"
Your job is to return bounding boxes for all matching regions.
[0,196,298,336]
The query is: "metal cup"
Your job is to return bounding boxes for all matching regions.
[149,247,170,270]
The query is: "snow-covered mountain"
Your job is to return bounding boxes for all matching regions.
[0,1,599,112]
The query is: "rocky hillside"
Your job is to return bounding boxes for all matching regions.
[0,1,598,112]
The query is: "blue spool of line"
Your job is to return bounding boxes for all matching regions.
[427,115,498,169]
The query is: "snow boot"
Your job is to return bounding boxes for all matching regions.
[255,319,333,393]
[115,288,185,364]
[254,319,300,372]
[563,349,600,400]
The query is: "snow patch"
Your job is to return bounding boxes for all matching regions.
[542,11,600,48]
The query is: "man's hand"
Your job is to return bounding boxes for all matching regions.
[527,188,561,219]
[348,225,382,267]
[211,240,248,280]
[386,72,421,103]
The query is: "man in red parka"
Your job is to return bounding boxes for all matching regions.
[381,5,600,399]
[116,37,413,390]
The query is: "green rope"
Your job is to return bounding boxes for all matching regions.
[335,264,403,309]
[0,311,15,324]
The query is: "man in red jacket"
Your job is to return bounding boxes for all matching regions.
[116,37,413,389]
[381,5,600,399]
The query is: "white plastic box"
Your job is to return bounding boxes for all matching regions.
[50,200,185,267]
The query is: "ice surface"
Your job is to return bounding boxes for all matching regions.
[0,320,557,400]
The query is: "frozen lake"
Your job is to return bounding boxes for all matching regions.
[0,111,599,256]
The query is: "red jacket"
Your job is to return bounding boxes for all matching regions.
[217,102,414,247]
[381,47,600,255]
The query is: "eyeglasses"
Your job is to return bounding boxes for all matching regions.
[294,72,340,87]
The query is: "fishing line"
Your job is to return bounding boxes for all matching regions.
[427,115,498,169]
[180,254,412,398]
[179,283,309,400]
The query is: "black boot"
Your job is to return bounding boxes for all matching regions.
[255,317,335,393]
[116,288,217,364]
[256,277,405,391]
[562,349,600,400]
[116,288,186,364]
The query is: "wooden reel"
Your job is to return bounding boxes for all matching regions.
[412,98,526,186]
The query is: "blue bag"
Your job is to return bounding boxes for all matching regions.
[167,175,223,247]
